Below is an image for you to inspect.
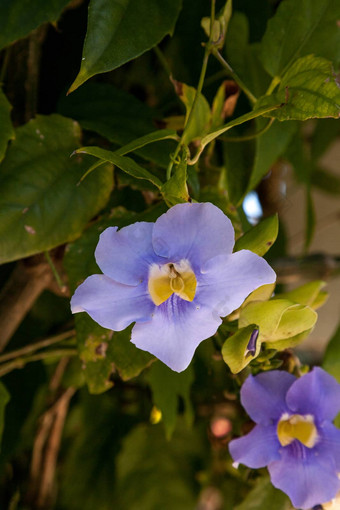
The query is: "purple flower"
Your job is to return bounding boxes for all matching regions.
[229,368,340,509]
[71,202,276,372]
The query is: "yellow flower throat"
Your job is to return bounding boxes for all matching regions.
[277,413,318,448]
[148,260,197,306]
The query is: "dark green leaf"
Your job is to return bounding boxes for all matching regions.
[257,56,340,121]
[108,328,154,381]
[311,119,340,161]
[58,83,176,168]
[235,476,292,510]
[323,322,340,383]
[248,120,297,190]
[260,0,340,78]
[311,167,340,195]
[0,0,70,49]
[76,146,163,189]
[0,90,14,164]
[0,115,113,264]
[221,138,254,206]
[234,215,278,256]
[74,314,114,394]
[225,14,271,98]
[0,382,10,450]
[70,0,182,91]
[147,362,193,438]
[115,422,203,509]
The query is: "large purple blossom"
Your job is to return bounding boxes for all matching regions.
[71,202,276,372]
[229,368,340,509]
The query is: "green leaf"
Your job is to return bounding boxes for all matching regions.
[115,422,203,509]
[312,167,340,195]
[59,83,176,168]
[192,103,281,164]
[115,129,179,156]
[311,119,340,161]
[221,138,254,206]
[147,362,194,439]
[161,150,189,206]
[235,476,292,510]
[108,328,154,381]
[0,0,70,50]
[70,0,182,92]
[0,382,10,450]
[248,120,297,190]
[222,325,261,374]
[239,299,317,342]
[174,81,211,144]
[210,80,240,131]
[0,115,113,264]
[323,322,340,383]
[0,90,14,164]
[234,215,278,256]
[274,281,327,309]
[225,14,272,98]
[74,315,114,394]
[257,56,340,121]
[260,0,340,78]
[76,146,163,189]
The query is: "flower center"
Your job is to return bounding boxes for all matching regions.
[277,413,318,448]
[148,260,197,306]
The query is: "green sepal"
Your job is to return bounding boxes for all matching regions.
[161,151,189,206]
[265,328,314,351]
[222,325,261,374]
[239,299,317,342]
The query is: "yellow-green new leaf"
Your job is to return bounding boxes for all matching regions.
[274,280,328,310]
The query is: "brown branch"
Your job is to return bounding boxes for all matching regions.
[0,257,53,352]
[28,385,76,509]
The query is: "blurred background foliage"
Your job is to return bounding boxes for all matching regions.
[0,0,339,508]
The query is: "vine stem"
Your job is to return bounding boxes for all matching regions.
[44,251,66,292]
[221,118,274,142]
[166,0,216,180]
[0,329,75,364]
[0,349,77,377]
[212,50,257,104]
